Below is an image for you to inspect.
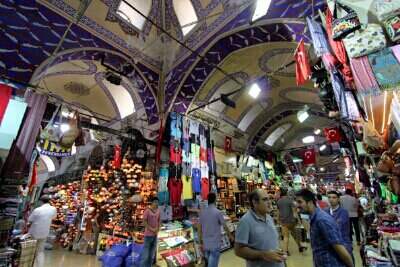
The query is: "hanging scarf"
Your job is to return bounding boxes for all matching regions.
[330,70,360,120]
[0,84,12,125]
[350,56,382,97]
[368,48,400,92]
[326,8,354,85]
[391,44,400,63]
[306,18,330,56]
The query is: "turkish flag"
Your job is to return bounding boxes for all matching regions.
[225,136,232,153]
[302,148,316,165]
[324,127,342,143]
[114,145,121,169]
[295,38,311,85]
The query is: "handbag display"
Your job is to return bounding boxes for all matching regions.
[384,15,400,42]
[376,0,400,22]
[59,111,79,149]
[343,24,386,58]
[40,104,61,142]
[332,2,361,40]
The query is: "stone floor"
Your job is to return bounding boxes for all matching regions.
[43,237,363,266]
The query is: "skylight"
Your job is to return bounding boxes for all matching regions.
[252,0,272,22]
[172,0,198,36]
[264,123,292,147]
[117,0,152,30]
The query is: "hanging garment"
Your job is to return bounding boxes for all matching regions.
[306,18,330,56]
[0,84,12,125]
[330,71,360,120]
[368,48,400,91]
[350,56,382,97]
[326,8,354,84]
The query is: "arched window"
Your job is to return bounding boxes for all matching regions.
[264,123,292,147]
[117,0,152,30]
[172,0,198,36]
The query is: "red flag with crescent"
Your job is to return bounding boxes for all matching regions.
[295,38,311,85]
[225,136,232,153]
[324,127,342,143]
[302,148,316,165]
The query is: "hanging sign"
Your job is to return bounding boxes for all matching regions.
[39,139,72,157]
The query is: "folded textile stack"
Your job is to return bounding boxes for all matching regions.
[388,240,400,266]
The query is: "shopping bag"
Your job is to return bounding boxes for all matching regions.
[343,24,386,58]
[40,104,62,142]
[59,111,79,149]
[332,1,361,40]
[384,15,400,42]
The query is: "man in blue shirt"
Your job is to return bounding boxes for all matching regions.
[324,191,354,259]
[295,189,354,267]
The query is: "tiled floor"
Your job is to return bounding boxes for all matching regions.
[43,237,363,266]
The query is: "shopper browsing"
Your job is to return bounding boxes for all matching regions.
[295,189,354,267]
[27,195,57,267]
[340,189,361,245]
[276,188,307,255]
[324,191,354,261]
[197,193,234,267]
[234,189,286,267]
[140,196,161,267]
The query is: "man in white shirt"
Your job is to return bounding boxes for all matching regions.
[28,195,57,267]
[340,189,360,245]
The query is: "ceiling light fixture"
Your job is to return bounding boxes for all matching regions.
[252,0,272,22]
[319,144,326,151]
[249,83,261,99]
[314,128,321,135]
[302,136,315,144]
[297,105,309,123]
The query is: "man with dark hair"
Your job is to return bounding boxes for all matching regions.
[198,193,233,267]
[28,195,57,267]
[276,188,306,255]
[140,196,161,267]
[235,189,286,267]
[340,188,360,245]
[325,191,353,261]
[295,189,353,267]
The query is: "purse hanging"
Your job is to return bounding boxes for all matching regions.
[59,111,80,149]
[384,15,400,43]
[343,24,386,59]
[40,104,62,142]
[332,2,361,40]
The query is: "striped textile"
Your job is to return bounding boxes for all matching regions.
[350,56,382,97]
[1,93,48,180]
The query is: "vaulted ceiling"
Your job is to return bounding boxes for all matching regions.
[0,0,330,153]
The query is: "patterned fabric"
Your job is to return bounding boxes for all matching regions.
[368,48,400,91]
[350,56,382,97]
[343,24,386,59]
[376,0,400,22]
[384,15,400,42]
[310,208,347,267]
[332,2,361,40]
[306,18,330,56]
[330,71,360,120]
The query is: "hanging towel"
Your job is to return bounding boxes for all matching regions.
[368,48,400,92]
[306,18,330,56]
[0,84,12,125]
[391,44,400,63]
[350,56,382,97]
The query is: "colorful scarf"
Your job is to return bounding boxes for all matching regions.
[391,44,400,63]
[368,48,400,92]
[306,18,330,56]
[350,56,382,97]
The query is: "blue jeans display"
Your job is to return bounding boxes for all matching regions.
[204,249,221,267]
[140,236,157,267]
